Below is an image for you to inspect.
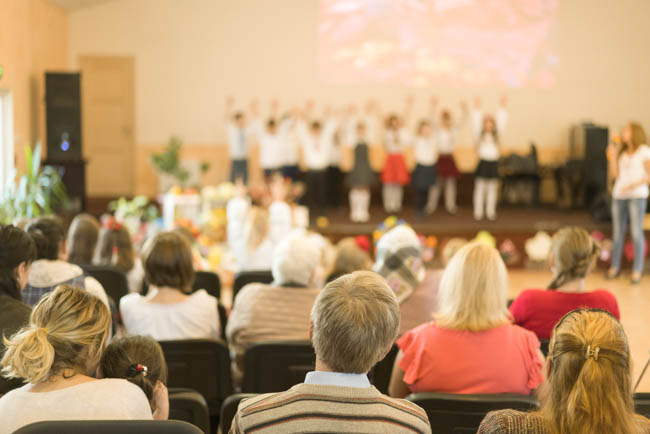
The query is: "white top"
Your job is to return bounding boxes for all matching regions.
[344,115,378,146]
[413,136,438,166]
[613,144,650,199]
[252,118,292,169]
[120,289,221,341]
[298,119,338,170]
[126,258,145,293]
[473,107,508,161]
[226,121,253,160]
[431,110,466,154]
[384,128,411,153]
[0,379,152,434]
[28,260,109,308]
[281,125,301,166]
[226,197,293,272]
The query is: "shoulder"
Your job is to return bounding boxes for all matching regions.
[119,292,145,310]
[639,144,650,157]
[479,410,548,434]
[93,379,153,418]
[188,289,218,305]
[591,289,618,301]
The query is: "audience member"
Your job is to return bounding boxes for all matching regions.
[66,213,100,265]
[94,218,145,293]
[389,242,544,397]
[24,217,108,307]
[326,236,372,283]
[100,335,169,420]
[231,271,431,433]
[0,285,152,433]
[0,225,36,394]
[479,309,650,434]
[120,231,221,340]
[510,226,620,340]
[226,233,322,376]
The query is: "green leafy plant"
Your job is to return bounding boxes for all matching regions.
[0,143,68,224]
[108,195,159,223]
[150,136,210,189]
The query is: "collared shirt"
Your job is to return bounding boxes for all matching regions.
[304,371,371,388]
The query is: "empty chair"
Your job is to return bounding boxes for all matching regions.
[369,343,398,394]
[13,420,202,434]
[232,270,273,305]
[242,340,315,393]
[220,393,259,434]
[159,339,233,416]
[406,392,540,433]
[81,264,129,303]
[193,271,221,299]
[168,388,210,434]
[635,393,650,419]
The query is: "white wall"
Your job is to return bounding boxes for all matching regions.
[68,0,650,156]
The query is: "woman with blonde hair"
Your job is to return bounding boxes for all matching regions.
[479,309,650,434]
[0,285,152,433]
[389,242,543,398]
[607,122,650,284]
[510,226,620,340]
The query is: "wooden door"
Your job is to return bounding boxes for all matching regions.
[79,55,134,197]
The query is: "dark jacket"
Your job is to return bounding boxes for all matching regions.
[0,294,31,394]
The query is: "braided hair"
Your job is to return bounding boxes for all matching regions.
[548,227,600,290]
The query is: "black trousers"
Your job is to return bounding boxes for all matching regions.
[415,188,429,213]
[306,170,328,218]
[327,166,342,208]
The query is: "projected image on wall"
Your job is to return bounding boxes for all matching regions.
[318,0,559,87]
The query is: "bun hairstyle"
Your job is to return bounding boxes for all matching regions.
[0,225,37,300]
[66,214,100,265]
[541,309,646,434]
[26,216,66,261]
[548,227,600,290]
[100,335,168,405]
[1,284,111,384]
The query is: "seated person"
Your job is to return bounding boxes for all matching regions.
[231,271,431,433]
[100,335,169,420]
[325,236,372,283]
[0,285,152,433]
[94,218,145,293]
[227,233,322,373]
[478,309,650,433]
[66,213,100,265]
[510,226,620,340]
[389,242,544,397]
[0,225,36,394]
[24,216,108,307]
[120,231,221,340]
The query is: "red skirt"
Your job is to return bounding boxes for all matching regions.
[437,154,461,179]
[382,153,410,185]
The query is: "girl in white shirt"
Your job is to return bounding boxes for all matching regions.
[607,122,650,284]
[0,285,152,434]
[381,97,414,213]
[411,120,439,215]
[472,96,508,221]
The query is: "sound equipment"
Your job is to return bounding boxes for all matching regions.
[570,123,609,208]
[45,72,82,160]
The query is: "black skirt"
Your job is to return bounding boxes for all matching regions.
[347,143,378,187]
[412,164,437,190]
[475,160,499,179]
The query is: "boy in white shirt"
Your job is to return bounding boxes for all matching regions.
[225,97,254,183]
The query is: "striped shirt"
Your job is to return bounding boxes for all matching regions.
[230,383,431,433]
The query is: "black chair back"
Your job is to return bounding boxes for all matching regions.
[193,271,221,299]
[159,339,233,416]
[232,271,273,305]
[540,339,550,357]
[369,343,398,394]
[217,302,228,342]
[406,392,540,433]
[635,393,650,419]
[242,340,315,393]
[169,388,210,433]
[13,420,202,434]
[220,393,259,434]
[80,264,129,303]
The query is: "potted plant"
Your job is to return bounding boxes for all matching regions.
[150,136,210,193]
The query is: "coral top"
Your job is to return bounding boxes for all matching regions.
[510,289,620,340]
[397,322,543,395]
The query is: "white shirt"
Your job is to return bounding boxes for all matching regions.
[298,120,338,170]
[120,289,221,341]
[0,380,152,434]
[28,260,109,308]
[282,125,301,166]
[473,108,508,162]
[613,144,650,199]
[344,115,378,146]
[253,118,292,169]
[126,258,145,293]
[413,136,438,166]
[431,111,467,154]
[226,121,252,160]
[304,371,371,388]
[384,128,411,153]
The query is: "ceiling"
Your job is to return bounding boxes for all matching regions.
[47,0,115,12]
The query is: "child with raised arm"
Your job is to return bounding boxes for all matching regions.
[411,119,438,216]
[380,96,413,213]
[472,96,508,221]
[251,99,291,179]
[225,97,255,184]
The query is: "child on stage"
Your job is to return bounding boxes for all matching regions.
[428,98,468,214]
[225,97,255,184]
[472,96,508,221]
[251,100,291,179]
[381,96,413,213]
[411,119,438,216]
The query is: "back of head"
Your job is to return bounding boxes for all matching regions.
[244,206,270,251]
[66,214,100,265]
[94,224,135,273]
[1,284,111,383]
[272,233,321,287]
[142,231,195,292]
[100,335,168,404]
[311,271,400,373]
[331,238,372,277]
[26,216,66,261]
[435,242,509,331]
[548,227,600,290]
[542,309,641,434]
[0,225,37,300]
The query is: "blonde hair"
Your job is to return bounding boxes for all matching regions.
[1,284,111,384]
[548,227,600,290]
[311,271,400,373]
[539,309,648,434]
[244,207,269,252]
[622,122,647,154]
[435,242,509,331]
[330,238,372,278]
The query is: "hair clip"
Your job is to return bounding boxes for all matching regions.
[127,363,148,377]
[585,345,600,361]
[355,235,371,252]
[105,216,123,231]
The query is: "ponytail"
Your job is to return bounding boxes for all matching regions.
[548,227,600,290]
[1,327,55,384]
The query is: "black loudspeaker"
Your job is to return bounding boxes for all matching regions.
[570,123,609,207]
[45,72,82,161]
